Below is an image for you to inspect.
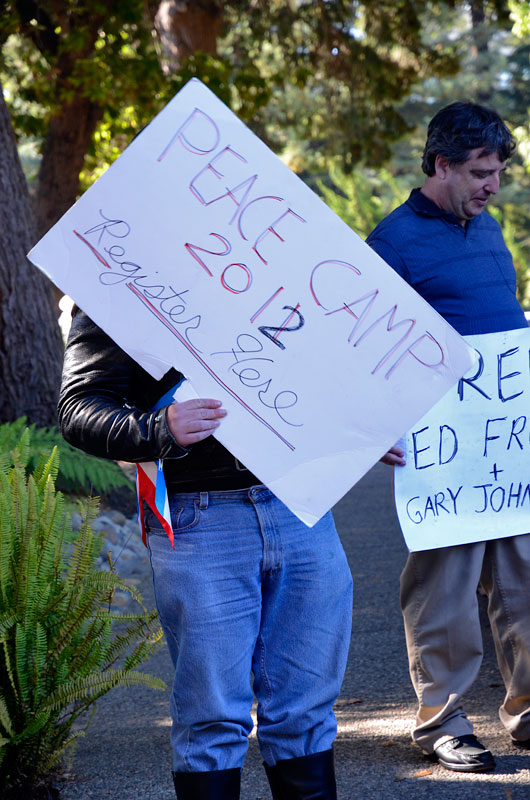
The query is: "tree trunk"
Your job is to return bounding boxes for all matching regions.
[153,0,223,72]
[468,0,493,105]
[0,81,64,427]
[470,0,487,56]
[35,95,102,239]
[34,1,219,237]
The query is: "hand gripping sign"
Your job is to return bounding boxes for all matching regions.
[28,78,476,526]
[395,328,530,551]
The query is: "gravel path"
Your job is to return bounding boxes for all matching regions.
[59,463,530,799]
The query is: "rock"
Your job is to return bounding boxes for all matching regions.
[69,506,152,606]
[70,511,83,531]
[108,509,127,526]
[92,515,114,531]
[105,527,120,545]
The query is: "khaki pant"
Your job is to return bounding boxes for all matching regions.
[400,534,530,753]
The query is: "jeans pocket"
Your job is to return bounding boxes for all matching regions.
[172,501,201,532]
[144,500,201,536]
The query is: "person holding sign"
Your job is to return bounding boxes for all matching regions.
[367,102,530,773]
[58,308,353,799]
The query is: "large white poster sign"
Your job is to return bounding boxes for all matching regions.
[395,328,530,551]
[28,78,476,526]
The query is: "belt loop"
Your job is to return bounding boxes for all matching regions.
[199,492,209,510]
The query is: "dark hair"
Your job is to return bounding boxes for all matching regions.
[421,101,516,176]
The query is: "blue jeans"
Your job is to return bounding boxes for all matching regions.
[145,485,353,772]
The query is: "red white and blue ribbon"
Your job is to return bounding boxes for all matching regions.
[136,381,185,547]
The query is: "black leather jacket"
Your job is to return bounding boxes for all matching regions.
[58,309,259,492]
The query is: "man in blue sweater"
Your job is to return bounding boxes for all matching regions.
[367,102,530,773]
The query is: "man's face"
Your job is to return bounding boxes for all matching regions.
[435,148,506,223]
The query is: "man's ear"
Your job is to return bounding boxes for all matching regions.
[434,155,450,180]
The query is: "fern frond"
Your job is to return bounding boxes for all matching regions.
[1,639,19,701]
[1,428,162,795]
[63,522,102,601]
[50,589,102,660]
[0,419,134,496]
[40,730,86,773]
[17,478,39,626]
[33,623,47,705]
[10,425,30,470]
[10,465,28,553]
[42,669,165,712]
[15,623,30,704]
[0,473,16,604]
[0,694,14,737]
[109,577,149,611]
[65,618,112,677]
[0,613,20,638]
[33,446,60,491]
[122,631,164,672]
[102,614,163,669]
[11,708,52,744]
[34,488,68,608]
[94,610,159,623]
[69,567,123,598]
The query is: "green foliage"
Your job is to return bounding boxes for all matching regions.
[0,1,464,187]
[510,1,530,37]
[0,1,164,135]
[0,418,133,496]
[73,0,464,188]
[489,200,530,306]
[219,0,460,173]
[319,7,530,308]
[0,428,164,798]
[1,0,178,192]
[318,165,408,241]
[322,162,530,311]
[78,48,270,190]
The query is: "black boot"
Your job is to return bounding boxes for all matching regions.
[172,767,241,799]
[264,749,337,799]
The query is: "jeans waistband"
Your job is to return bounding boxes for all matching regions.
[167,484,272,509]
